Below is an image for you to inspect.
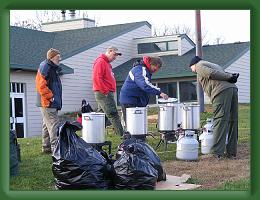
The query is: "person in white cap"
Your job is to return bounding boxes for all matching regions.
[92,46,124,136]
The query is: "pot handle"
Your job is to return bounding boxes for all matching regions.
[133,110,143,114]
[182,106,191,111]
[83,116,92,121]
[159,107,166,111]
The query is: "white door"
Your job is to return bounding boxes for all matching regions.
[10,83,27,138]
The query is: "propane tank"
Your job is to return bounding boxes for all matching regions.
[199,118,214,154]
[176,130,199,160]
[203,118,213,132]
[199,130,214,154]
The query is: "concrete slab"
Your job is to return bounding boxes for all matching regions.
[155,174,201,190]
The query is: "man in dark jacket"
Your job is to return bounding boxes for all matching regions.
[92,46,124,136]
[189,56,239,160]
[36,48,62,153]
[119,56,168,124]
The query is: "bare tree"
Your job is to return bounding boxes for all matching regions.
[153,24,211,45]
[11,10,99,30]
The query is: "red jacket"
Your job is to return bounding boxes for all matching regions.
[92,54,116,95]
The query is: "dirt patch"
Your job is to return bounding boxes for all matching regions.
[162,142,250,189]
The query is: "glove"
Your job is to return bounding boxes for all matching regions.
[228,73,239,83]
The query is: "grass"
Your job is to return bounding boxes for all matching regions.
[216,178,250,190]
[10,104,250,190]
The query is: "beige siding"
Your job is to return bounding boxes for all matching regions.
[61,25,152,113]
[10,71,42,137]
[225,50,250,103]
[204,50,250,104]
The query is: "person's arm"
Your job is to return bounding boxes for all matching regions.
[196,65,232,81]
[93,60,109,95]
[35,66,53,107]
[133,67,161,96]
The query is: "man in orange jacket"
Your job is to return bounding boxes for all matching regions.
[92,46,124,136]
[36,48,62,153]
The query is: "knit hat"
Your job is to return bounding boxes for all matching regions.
[189,56,202,67]
[47,48,60,60]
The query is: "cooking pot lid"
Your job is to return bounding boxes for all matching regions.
[158,97,178,104]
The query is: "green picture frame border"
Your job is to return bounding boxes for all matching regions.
[1,0,258,199]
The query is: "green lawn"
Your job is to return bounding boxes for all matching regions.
[10,104,250,190]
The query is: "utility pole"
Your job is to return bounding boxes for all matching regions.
[195,10,205,112]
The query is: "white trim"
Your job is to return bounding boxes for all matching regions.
[176,81,180,103]
[129,71,135,81]
[10,92,27,138]
[142,67,161,91]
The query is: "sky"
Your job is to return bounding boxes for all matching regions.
[10,10,250,45]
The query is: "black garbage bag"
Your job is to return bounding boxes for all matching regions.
[113,139,158,190]
[141,142,166,181]
[52,121,113,190]
[116,138,166,182]
[10,130,19,176]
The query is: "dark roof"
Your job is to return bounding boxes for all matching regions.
[10,21,151,73]
[113,42,250,82]
[10,26,73,74]
[52,21,151,59]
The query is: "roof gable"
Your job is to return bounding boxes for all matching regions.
[10,21,151,72]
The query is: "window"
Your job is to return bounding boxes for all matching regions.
[154,42,167,51]
[138,40,178,54]
[10,82,25,93]
[158,82,177,99]
[179,81,197,102]
[168,41,178,50]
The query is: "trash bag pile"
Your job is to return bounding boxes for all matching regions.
[52,121,114,190]
[52,122,166,190]
[113,138,166,190]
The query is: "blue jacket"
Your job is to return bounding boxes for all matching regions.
[119,64,161,107]
[36,59,62,110]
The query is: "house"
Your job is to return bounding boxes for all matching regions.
[10,18,152,138]
[10,17,250,138]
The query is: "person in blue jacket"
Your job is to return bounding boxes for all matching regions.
[119,56,168,124]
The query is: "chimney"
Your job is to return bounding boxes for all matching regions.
[42,9,96,32]
[61,10,66,20]
[69,10,76,20]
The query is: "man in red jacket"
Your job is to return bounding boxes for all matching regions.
[92,46,124,136]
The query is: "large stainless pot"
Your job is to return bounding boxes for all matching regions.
[181,103,200,129]
[82,112,105,143]
[158,105,177,131]
[126,107,147,135]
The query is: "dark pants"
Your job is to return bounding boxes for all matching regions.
[94,91,124,136]
[211,87,238,156]
[121,104,136,126]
